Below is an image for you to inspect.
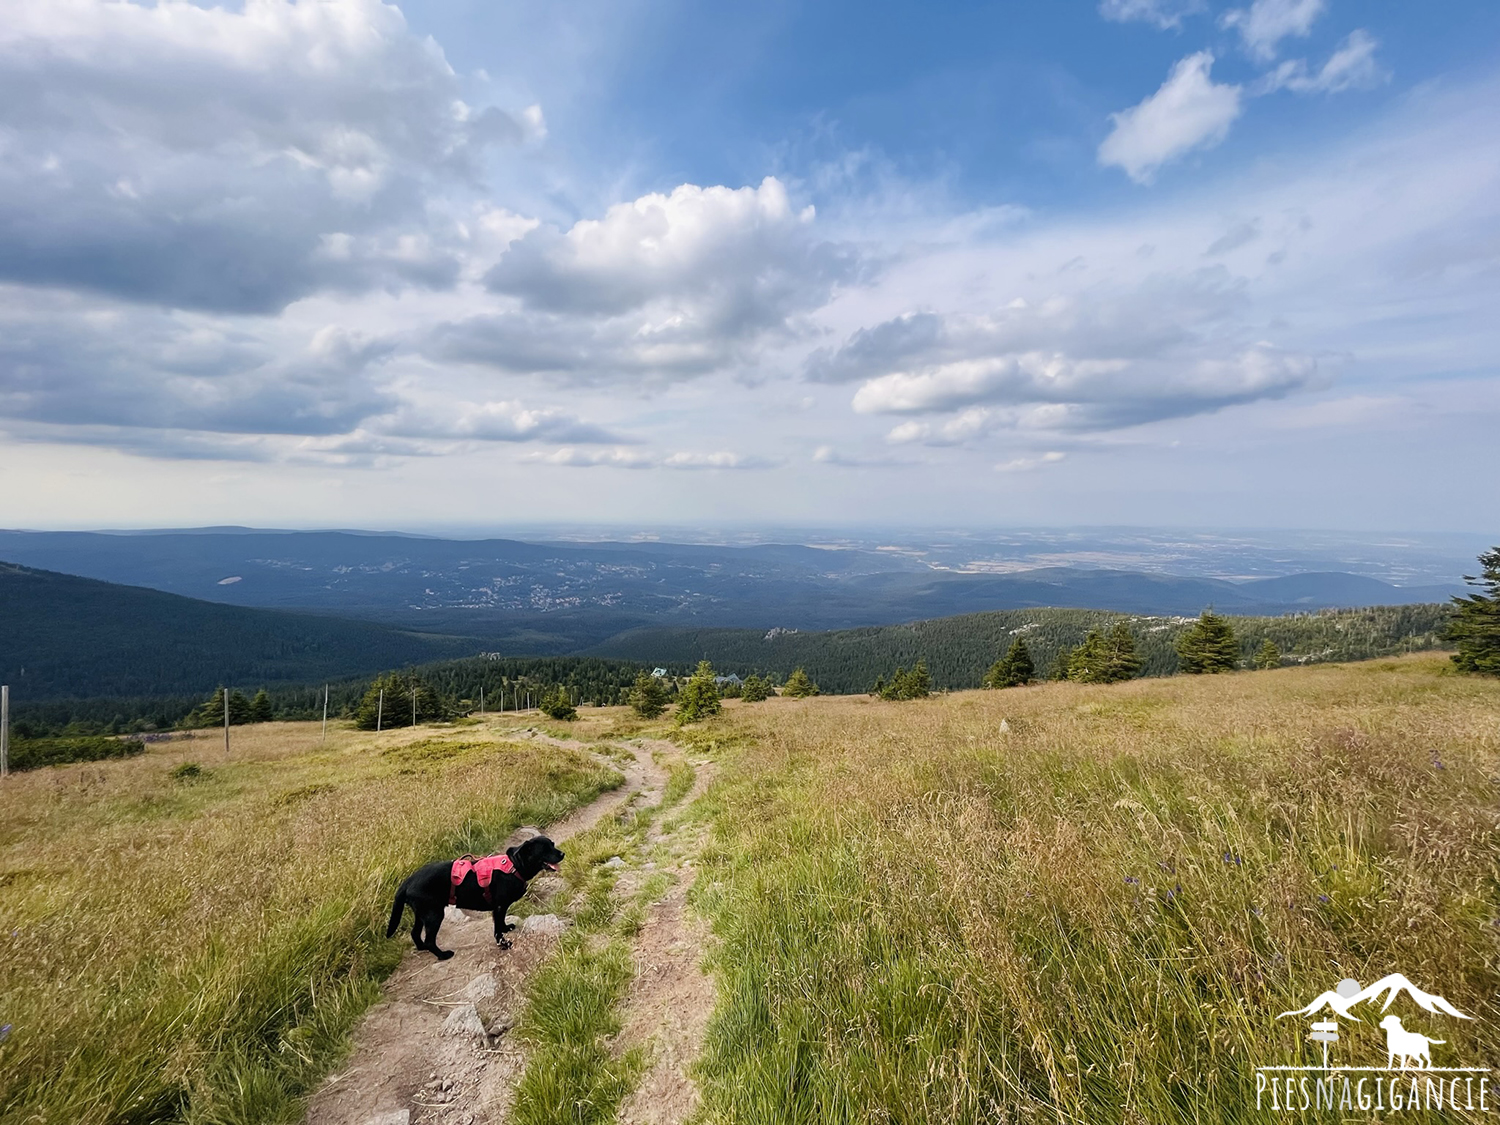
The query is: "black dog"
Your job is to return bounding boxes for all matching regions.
[386,835,565,960]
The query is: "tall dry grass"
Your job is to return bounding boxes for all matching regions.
[0,719,618,1125]
[691,655,1500,1123]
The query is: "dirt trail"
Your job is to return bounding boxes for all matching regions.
[303,733,716,1125]
[615,743,718,1125]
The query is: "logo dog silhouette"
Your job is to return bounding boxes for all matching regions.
[1379,1015,1444,1070]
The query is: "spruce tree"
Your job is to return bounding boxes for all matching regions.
[1254,638,1282,670]
[675,661,722,724]
[878,660,932,699]
[1067,630,1110,683]
[250,689,273,723]
[1177,609,1239,674]
[1449,546,1500,676]
[984,637,1035,688]
[1103,621,1142,682]
[188,687,253,727]
[354,672,442,729]
[782,667,819,697]
[540,686,577,721]
[628,671,670,718]
[741,673,772,702]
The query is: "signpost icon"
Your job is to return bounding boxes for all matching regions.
[1309,1020,1339,1069]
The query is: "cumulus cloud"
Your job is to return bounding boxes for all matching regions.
[1259,30,1387,95]
[427,178,858,383]
[1221,0,1326,62]
[0,293,396,437]
[812,278,1323,439]
[1098,53,1242,183]
[1098,0,1205,31]
[526,446,774,470]
[995,451,1066,473]
[377,399,624,444]
[850,343,1318,429]
[0,0,536,313]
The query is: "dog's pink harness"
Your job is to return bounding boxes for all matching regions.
[449,853,518,906]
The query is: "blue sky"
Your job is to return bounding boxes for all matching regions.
[0,0,1497,533]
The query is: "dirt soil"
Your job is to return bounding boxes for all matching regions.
[303,733,716,1125]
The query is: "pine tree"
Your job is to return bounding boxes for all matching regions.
[1449,546,1500,676]
[984,637,1035,688]
[907,659,932,697]
[1103,621,1142,682]
[354,672,443,730]
[629,671,670,718]
[186,687,253,727]
[878,660,932,700]
[1177,609,1239,674]
[1067,630,1110,683]
[249,689,273,723]
[540,686,577,721]
[1254,638,1282,670]
[740,673,772,702]
[675,661,722,724]
[782,667,819,697]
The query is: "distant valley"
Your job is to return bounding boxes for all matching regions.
[0,528,1466,656]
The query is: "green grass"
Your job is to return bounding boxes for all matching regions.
[508,748,700,1125]
[0,721,620,1125]
[689,656,1500,1124]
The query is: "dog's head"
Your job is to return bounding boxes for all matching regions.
[511,834,565,879]
[1379,1015,1403,1031]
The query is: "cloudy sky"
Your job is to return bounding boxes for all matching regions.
[1,0,1497,533]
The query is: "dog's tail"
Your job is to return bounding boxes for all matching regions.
[386,883,408,938]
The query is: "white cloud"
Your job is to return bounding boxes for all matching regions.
[995,451,1066,473]
[0,0,535,312]
[1098,53,1242,183]
[379,399,624,444]
[526,446,656,469]
[429,177,857,385]
[526,446,774,470]
[1098,0,1205,31]
[1259,30,1387,95]
[885,408,997,446]
[1221,0,1326,62]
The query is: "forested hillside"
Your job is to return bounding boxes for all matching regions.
[590,604,1452,694]
[0,562,474,699]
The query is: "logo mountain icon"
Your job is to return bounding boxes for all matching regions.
[1278,974,1471,1022]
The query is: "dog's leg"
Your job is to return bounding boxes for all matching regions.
[418,908,454,960]
[491,909,512,949]
[410,912,425,950]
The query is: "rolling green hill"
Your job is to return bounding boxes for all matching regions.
[589,603,1453,694]
[0,561,476,700]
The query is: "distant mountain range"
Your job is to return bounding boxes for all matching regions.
[0,528,1464,656]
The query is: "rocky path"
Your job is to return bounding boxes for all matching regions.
[303,733,716,1125]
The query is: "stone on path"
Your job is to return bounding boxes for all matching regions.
[460,974,497,1002]
[519,914,568,936]
[441,1003,488,1040]
[362,1112,409,1125]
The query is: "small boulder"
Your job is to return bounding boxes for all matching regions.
[519,914,568,936]
[442,1003,488,1040]
[604,856,625,868]
[460,974,497,1002]
[362,1112,410,1125]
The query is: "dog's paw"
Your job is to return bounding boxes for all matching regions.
[497,937,512,950]
[436,949,455,961]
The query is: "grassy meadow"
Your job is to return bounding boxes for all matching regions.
[690,654,1500,1123]
[0,719,620,1125]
